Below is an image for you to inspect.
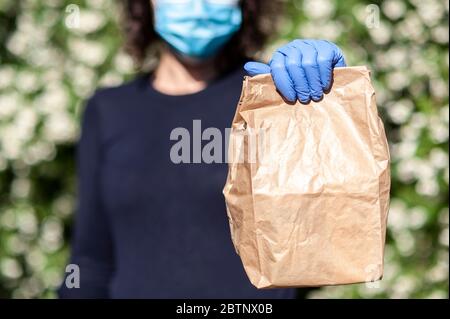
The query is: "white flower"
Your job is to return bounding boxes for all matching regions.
[68,38,108,67]
[416,0,444,27]
[7,235,28,255]
[99,71,124,87]
[415,160,436,181]
[0,91,21,119]
[6,31,28,56]
[409,112,428,129]
[11,178,31,199]
[25,249,46,272]
[426,259,449,283]
[23,141,56,166]
[431,25,449,44]
[7,14,49,61]
[42,111,78,143]
[373,81,390,105]
[52,194,75,217]
[387,99,414,124]
[400,122,421,142]
[374,52,390,71]
[16,70,40,93]
[384,46,409,69]
[429,148,449,170]
[391,141,417,162]
[40,217,63,253]
[42,68,64,84]
[69,64,97,97]
[14,107,38,141]
[297,21,343,41]
[26,46,63,68]
[439,227,449,246]
[0,258,23,279]
[17,277,45,298]
[114,52,135,74]
[397,158,419,182]
[1,125,23,159]
[395,12,424,42]
[428,115,449,144]
[369,21,392,45]
[391,275,417,298]
[416,178,439,197]
[0,209,16,230]
[430,77,449,99]
[0,66,16,89]
[386,70,410,91]
[408,206,428,229]
[41,217,63,244]
[410,54,433,77]
[302,0,335,20]
[388,199,408,232]
[382,0,406,20]
[16,209,37,235]
[76,9,107,34]
[34,84,69,115]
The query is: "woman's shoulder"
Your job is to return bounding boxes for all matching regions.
[88,74,149,107]
[79,75,150,129]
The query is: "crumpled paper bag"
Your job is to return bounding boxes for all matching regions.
[223,66,390,288]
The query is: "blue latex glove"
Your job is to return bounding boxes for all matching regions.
[245,39,346,103]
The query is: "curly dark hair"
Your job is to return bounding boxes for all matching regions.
[122,0,284,73]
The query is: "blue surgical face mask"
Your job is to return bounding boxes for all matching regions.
[154,0,242,59]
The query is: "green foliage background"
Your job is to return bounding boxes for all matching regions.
[0,0,448,298]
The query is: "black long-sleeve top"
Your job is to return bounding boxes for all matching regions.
[58,67,295,298]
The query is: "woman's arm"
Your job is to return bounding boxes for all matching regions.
[58,95,115,298]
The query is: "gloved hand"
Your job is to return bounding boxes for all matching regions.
[244,39,346,103]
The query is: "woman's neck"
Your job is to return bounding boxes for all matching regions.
[152,49,218,95]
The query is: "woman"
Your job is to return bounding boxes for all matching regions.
[59,0,346,298]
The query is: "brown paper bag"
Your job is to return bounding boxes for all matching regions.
[223,66,390,288]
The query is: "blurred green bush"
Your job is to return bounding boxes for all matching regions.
[0,0,448,298]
